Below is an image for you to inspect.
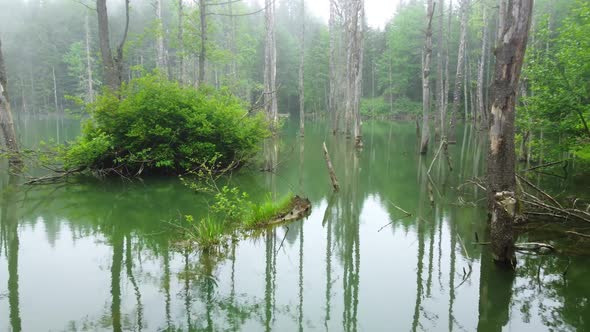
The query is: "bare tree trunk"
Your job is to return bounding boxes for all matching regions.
[420,0,435,155]
[155,0,168,74]
[96,0,130,91]
[329,0,338,133]
[264,0,278,132]
[443,0,453,139]
[448,0,468,144]
[299,0,305,137]
[52,66,59,112]
[85,13,95,102]
[435,0,445,141]
[177,0,185,84]
[0,38,20,166]
[477,2,488,128]
[487,0,533,267]
[345,0,364,147]
[198,0,207,86]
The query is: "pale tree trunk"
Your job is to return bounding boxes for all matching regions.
[420,0,435,155]
[298,0,305,137]
[0,38,20,166]
[329,0,339,134]
[85,13,95,102]
[442,0,453,139]
[155,0,168,74]
[435,0,445,141]
[487,0,533,267]
[264,0,278,132]
[52,66,59,112]
[477,2,488,128]
[345,0,364,147]
[177,0,185,84]
[448,0,468,144]
[198,0,207,86]
[96,0,130,91]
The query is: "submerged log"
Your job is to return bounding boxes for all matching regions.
[322,142,340,192]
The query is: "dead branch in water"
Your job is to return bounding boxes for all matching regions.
[322,142,340,192]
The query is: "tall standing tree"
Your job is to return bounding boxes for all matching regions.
[420,0,435,154]
[345,0,364,147]
[264,0,278,132]
[487,0,533,267]
[198,0,207,86]
[448,0,468,144]
[298,0,305,137]
[155,0,168,74]
[0,38,20,166]
[96,0,130,91]
[476,1,489,128]
[435,0,445,141]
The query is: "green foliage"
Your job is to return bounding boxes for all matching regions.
[521,1,590,162]
[64,75,269,174]
[360,97,421,118]
[244,193,294,227]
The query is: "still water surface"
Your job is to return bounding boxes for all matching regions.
[0,115,589,331]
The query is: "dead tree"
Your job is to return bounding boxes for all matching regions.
[0,38,20,167]
[420,0,435,154]
[448,0,468,144]
[298,0,305,137]
[85,13,95,102]
[198,0,207,85]
[155,0,169,74]
[264,0,278,132]
[96,0,130,91]
[476,1,489,128]
[435,0,445,141]
[487,0,533,267]
[344,0,364,147]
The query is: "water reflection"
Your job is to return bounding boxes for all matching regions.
[0,119,589,331]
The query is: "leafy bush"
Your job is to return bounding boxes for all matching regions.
[64,75,269,175]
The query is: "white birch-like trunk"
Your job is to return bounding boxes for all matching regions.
[85,13,95,103]
[155,0,168,73]
[298,0,305,136]
[264,0,278,132]
[420,0,435,154]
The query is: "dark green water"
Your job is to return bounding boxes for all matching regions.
[1,115,589,331]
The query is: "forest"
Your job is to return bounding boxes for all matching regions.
[0,0,589,331]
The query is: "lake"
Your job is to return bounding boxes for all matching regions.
[0,114,589,331]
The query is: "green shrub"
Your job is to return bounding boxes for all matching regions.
[64,75,269,175]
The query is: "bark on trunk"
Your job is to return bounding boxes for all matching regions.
[345,0,364,147]
[477,3,488,128]
[448,0,468,144]
[435,0,445,141]
[198,0,207,85]
[178,0,185,84]
[155,0,168,74]
[329,0,338,132]
[264,0,278,132]
[85,13,95,102]
[322,142,340,192]
[420,0,435,155]
[96,0,130,91]
[442,0,453,139]
[0,38,20,166]
[298,0,305,137]
[487,0,533,267]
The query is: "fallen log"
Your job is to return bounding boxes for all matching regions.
[322,142,340,192]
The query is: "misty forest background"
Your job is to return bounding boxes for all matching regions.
[0,0,588,164]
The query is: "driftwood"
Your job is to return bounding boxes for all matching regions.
[322,142,340,192]
[459,176,590,225]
